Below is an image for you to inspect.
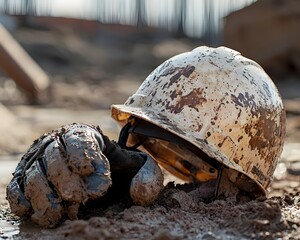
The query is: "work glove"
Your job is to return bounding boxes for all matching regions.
[6,123,163,227]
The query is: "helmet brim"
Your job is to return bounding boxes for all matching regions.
[111,104,267,195]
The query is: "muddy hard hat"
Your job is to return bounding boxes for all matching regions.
[111,46,286,194]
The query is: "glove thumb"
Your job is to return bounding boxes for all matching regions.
[130,154,164,206]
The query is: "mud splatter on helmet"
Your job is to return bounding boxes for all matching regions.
[111,46,286,195]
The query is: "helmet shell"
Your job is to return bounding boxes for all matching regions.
[111,46,286,193]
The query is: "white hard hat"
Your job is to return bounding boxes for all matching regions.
[111,46,286,194]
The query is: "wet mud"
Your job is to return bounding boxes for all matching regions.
[1,165,300,239]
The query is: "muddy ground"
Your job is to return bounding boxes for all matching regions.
[1,22,300,239]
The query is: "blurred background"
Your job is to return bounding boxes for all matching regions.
[0,0,299,156]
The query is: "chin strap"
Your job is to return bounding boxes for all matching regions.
[118,122,132,149]
[118,121,146,151]
[214,164,224,199]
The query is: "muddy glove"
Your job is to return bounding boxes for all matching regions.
[6,123,163,227]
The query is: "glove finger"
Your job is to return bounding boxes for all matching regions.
[130,154,164,206]
[24,160,63,227]
[63,124,103,176]
[84,152,112,199]
[45,139,88,204]
[6,135,53,219]
[45,126,112,220]
[61,124,112,199]
[6,176,32,218]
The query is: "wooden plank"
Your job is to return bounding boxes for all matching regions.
[0,24,49,102]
